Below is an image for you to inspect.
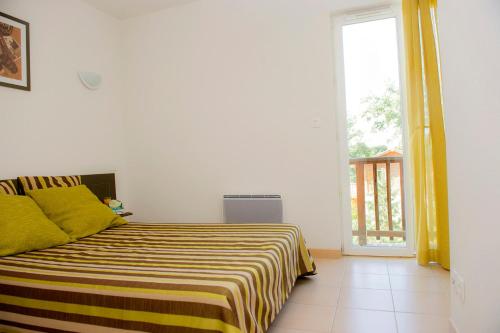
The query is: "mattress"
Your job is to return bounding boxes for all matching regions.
[0,223,316,333]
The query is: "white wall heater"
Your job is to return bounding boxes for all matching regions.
[223,195,283,224]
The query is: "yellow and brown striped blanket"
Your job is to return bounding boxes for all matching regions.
[0,223,316,333]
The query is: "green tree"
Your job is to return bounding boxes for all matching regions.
[347,81,402,158]
[348,113,388,158]
[362,82,403,151]
[361,82,401,131]
[349,142,387,159]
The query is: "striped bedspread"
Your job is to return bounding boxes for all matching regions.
[0,223,316,333]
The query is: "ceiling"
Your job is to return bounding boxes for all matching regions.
[83,0,198,19]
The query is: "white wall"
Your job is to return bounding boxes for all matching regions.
[121,0,340,248]
[438,1,500,332]
[120,0,388,248]
[0,0,125,191]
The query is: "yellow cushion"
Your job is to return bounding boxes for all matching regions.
[0,180,18,195]
[27,185,127,241]
[0,194,70,256]
[18,175,82,192]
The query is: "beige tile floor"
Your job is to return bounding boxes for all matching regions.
[269,257,450,333]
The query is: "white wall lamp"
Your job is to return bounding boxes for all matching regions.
[78,71,102,90]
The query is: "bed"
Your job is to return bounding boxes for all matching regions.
[0,222,316,333]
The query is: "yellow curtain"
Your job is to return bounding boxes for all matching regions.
[403,0,450,269]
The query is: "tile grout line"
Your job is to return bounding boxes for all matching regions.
[329,261,346,333]
[388,262,400,333]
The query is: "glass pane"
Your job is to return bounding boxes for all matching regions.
[342,18,406,248]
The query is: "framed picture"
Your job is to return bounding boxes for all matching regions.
[0,12,30,91]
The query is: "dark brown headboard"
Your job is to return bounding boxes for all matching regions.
[0,173,116,202]
[81,173,116,201]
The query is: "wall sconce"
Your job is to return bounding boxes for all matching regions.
[78,71,102,90]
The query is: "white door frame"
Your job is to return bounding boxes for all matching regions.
[332,4,415,257]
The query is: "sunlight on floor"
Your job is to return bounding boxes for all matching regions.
[269,257,450,333]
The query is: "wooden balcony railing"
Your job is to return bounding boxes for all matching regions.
[349,156,406,246]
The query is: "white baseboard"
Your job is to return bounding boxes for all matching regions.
[309,248,342,259]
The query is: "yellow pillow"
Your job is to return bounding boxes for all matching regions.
[0,180,18,195]
[0,194,70,256]
[18,175,82,192]
[27,185,127,241]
